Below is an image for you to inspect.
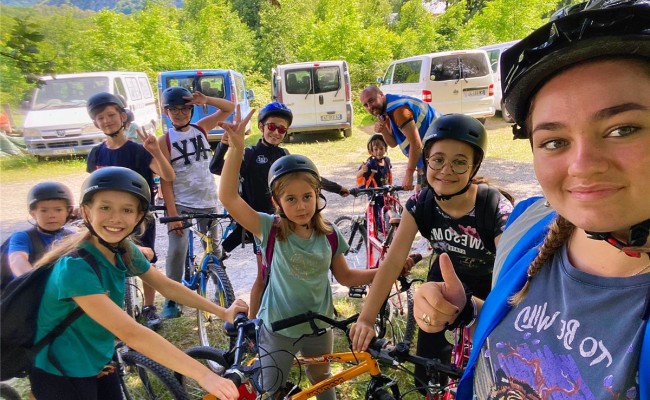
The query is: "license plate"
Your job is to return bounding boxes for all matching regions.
[320,114,342,122]
[464,89,486,97]
[51,148,75,155]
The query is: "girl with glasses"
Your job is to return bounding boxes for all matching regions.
[350,114,514,392]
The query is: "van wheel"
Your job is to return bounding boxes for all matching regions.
[343,128,352,138]
[501,101,514,123]
[477,118,487,125]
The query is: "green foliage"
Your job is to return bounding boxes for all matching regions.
[0,0,570,116]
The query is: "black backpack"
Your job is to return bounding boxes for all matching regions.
[0,248,100,380]
[0,227,47,292]
[414,184,503,253]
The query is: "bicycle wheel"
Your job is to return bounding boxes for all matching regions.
[124,277,142,320]
[119,350,189,400]
[334,215,367,270]
[0,383,21,400]
[198,262,236,349]
[380,284,416,345]
[173,346,233,400]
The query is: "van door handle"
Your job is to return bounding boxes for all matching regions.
[319,95,324,105]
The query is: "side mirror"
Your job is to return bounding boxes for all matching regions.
[247,89,255,100]
[22,100,31,112]
[376,77,384,84]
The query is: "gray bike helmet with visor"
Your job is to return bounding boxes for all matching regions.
[500,0,650,253]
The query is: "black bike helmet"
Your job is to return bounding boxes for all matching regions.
[258,102,293,126]
[81,166,151,211]
[87,92,125,119]
[162,87,192,108]
[367,133,387,153]
[125,109,135,123]
[422,114,487,170]
[501,0,650,138]
[421,114,488,201]
[268,154,320,191]
[28,182,74,210]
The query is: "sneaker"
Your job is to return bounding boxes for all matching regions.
[141,305,162,330]
[161,300,181,319]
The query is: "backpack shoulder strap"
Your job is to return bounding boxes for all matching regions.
[25,227,47,265]
[474,184,501,254]
[414,187,435,239]
[165,132,171,153]
[32,248,102,353]
[326,226,338,257]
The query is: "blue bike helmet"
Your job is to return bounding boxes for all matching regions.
[87,92,125,119]
[162,87,192,108]
[125,109,135,123]
[258,102,293,126]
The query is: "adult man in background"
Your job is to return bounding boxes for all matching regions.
[360,86,439,191]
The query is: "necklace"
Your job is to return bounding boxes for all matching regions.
[633,263,650,276]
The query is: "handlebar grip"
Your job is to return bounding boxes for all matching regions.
[159,215,185,223]
[349,187,360,197]
[224,371,242,387]
[409,253,423,264]
[392,185,404,192]
[271,313,311,332]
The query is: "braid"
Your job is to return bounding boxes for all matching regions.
[509,215,575,305]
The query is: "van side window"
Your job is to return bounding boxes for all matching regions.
[125,77,142,101]
[315,67,340,93]
[430,56,460,81]
[235,76,245,100]
[383,64,395,85]
[460,54,491,78]
[138,77,153,99]
[114,79,126,101]
[486,49,500,73]
[393,60,422,84]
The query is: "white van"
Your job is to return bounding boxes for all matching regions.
[272,61,353,142]
[479,40,521,122]
[22,71,158,158]
[378,49,494,122]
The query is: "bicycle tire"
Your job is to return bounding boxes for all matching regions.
[334,215,367,270]
[198,262,236,350]
[120,350,189,400]
[124,277,142,320]
[0,383,21,400]
[381,284,416,346]
[173,346,232,400]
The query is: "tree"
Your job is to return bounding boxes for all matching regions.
[0,17,55,85]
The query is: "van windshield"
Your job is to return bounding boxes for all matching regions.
[164,76,226,99]
[32,77,109,110]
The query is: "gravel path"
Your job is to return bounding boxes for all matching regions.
[0,124,542,305]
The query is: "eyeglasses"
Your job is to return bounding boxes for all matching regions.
[426,157,472,174]
[167,106,193,115]
[264,123,288,135]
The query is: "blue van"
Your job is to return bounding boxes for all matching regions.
[157,69,254,147]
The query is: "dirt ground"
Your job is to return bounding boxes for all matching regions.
[0,120,541,304]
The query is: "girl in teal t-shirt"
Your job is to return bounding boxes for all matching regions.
[219,111,378,399]
[30,166,247,400]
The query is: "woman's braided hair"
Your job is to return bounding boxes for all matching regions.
[509,214,575,305]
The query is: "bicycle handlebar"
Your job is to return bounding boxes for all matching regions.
[271,310,359,333]
[159,213,230,224]
[349,185,405,198]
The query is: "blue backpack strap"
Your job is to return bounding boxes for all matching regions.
[456,199,556,398]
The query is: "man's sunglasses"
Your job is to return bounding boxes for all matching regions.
[264,123,288,135]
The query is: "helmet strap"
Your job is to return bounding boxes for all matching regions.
[586,218,650,258]
[431,181,472,201]
[35,225,66,236]
[172,122,191,131]
[261,136,279,147]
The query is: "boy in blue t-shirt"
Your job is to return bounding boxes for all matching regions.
[85,92,175,330]
[5,182,75,283]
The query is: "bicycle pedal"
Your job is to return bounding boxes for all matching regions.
[348,285,367,298]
